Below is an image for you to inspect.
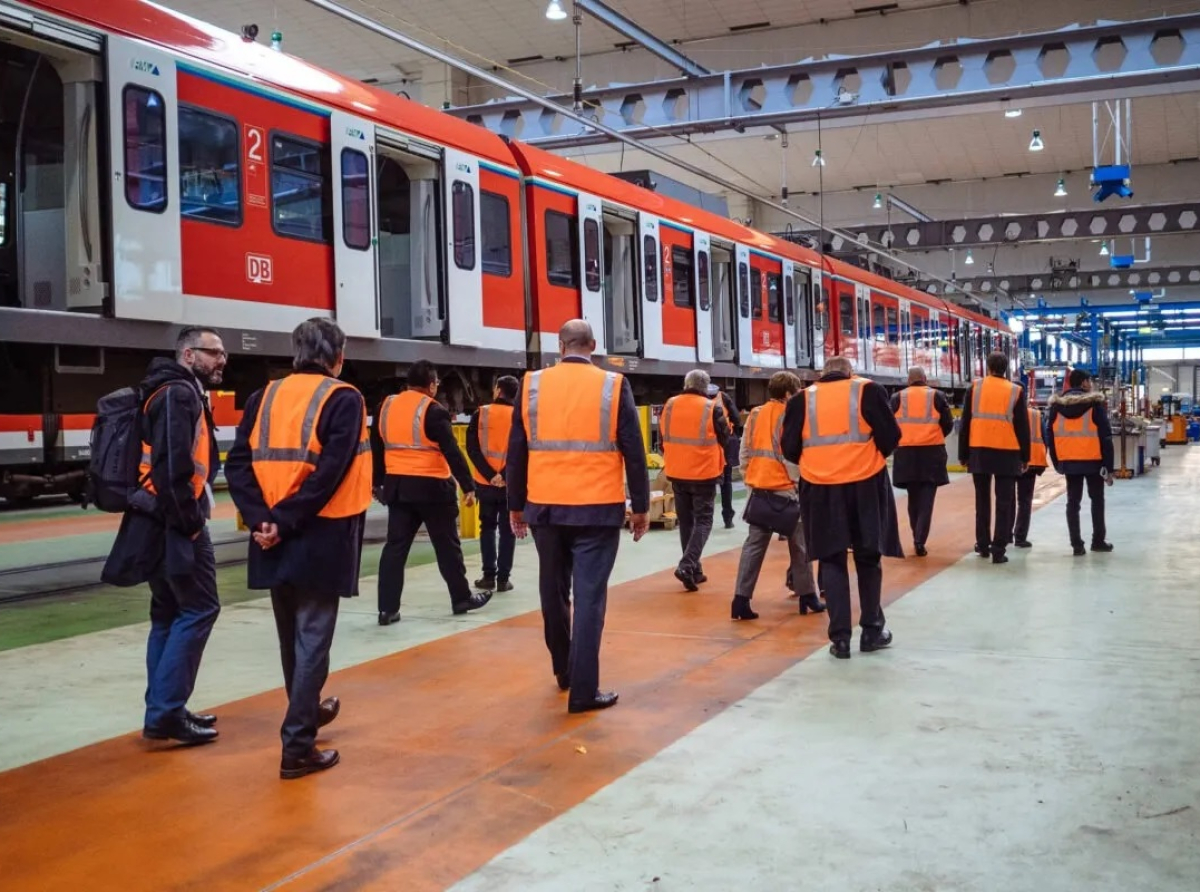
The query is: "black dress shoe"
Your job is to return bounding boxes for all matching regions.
[695,572,708,585]
[798,593,826,615]
[280,747,340,780]
[496,578,514,592]
[555,672,570,692]
[1013,539,1032,549]
[568,691,618,714]
[723,520,735,530]
[186,710,217,728]
[829,640,851,659]
[318,696,340,728]
[860,628,894,653]
[378,611,400,625]
[731,595,759,620]
[474,575,496,591]
[914,544,928,557]
[143,716,219,745]
[1091,541,1114,553]
[452,590,493,614]
[1072,544,1087,557]
[975,546,990,558]
[992,553,1009,564]
[674,567,699,592]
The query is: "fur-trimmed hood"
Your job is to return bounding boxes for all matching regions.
[1049,389,1105,419]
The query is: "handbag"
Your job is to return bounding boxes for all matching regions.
[742,489,800,537]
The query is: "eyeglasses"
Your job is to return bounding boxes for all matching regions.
[193,347,227,360]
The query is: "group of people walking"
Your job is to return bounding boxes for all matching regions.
[104,317,1114,780]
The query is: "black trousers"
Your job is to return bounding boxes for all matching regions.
[531,524,620,702]
[973,473,1016,555]
[719,465,736,525]
[270,584,339,759]
[478,487,515,580]
[378,499,472,612]
[674,481,715,574]
[906,483,938,549]
[1013,474,1037,542]
[819,547,884,644]
[1066,474,1107,546]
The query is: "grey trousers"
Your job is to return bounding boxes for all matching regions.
[673,481,715,575]
[734,513,816,600]
[271,584,340,759]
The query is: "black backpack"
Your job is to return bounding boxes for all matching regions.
[85,385,164,512]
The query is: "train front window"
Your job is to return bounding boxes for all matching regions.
[124,86,167,213]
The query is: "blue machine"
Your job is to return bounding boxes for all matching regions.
[1092,164,1133,202]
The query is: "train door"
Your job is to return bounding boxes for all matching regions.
[911,304,930,380]
[735,244,753,365]
[710,240,735,361]
[331,111,378,337]
[899,300,911,375]
[781,259,797,368]
[835,283,856,363]
[637,212,664,359]
[856,283,873,373]
[812,276,828,370]
[694,232,713,363]
[793,265,813,368]
[577,193,605,354]
[927,309,941,382]
[441,148,486,347]
[602,210,638,354]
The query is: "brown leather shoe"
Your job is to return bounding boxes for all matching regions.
[318,696,340,728]
[280,747,340,780]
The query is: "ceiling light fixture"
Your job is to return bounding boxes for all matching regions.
[811,149,825,167]
[1054,177,1067,197]
[873,192,883,210]
[965,248,975,265]
[1029,129,1044,152]
[1005,108,1023,118]
[545,0,568,21]
[1100,241,1110,256]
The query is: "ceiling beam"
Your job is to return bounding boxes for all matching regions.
[449,14,1200,148]
[574,0,709,78]
[779,202,1200,253]
[907,265,1200,296]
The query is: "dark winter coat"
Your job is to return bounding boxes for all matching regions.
[958,377,1031,478]
[889,387,955,488]
[781,372,904,560]
[225,368,368,597]
[1045,389,1114,476]
[102,359,219,586]
[716,389,742,468]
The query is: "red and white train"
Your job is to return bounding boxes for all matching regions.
[0,0,1015,502]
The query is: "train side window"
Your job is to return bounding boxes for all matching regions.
[750,269,763,319]
[451,180,476,271]
[178,106,240,226]
[643,234,659,302]
[583,218,600,291]
[671,246,693,308]
[738,261,750,318]
[887,305,899,344]
[766,273,781,323]
[545,210,578,287]
[697,251,710,311]
[340,148,370,250]
[784,274,795,326]
[271,133,331,243]
[814,287,827,331]
[872,302,886,342]
[123,85,167,213]
[480,191,512,277]
[839,293,854,336]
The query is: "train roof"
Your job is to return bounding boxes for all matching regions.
[31,0,516,167]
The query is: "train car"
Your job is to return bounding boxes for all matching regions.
[0,0,1013,502]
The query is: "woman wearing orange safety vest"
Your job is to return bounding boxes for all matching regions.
[782,356,902,660]
[661,369,730,592]
[728,372,822,620]
[1011,403,1049,549]
[958,351,1030,564]
[890,366,954,557]
[1045,368,1114,556]
[466,375,520,592]
[226,318,373,779]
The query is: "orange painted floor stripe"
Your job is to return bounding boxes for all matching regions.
[0,474,1065,891]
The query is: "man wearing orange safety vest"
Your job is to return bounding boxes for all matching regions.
[466,375,520,592]
[959,351,1030,564]
[890,366,954,557]
[372,359,491,623]
[782,356,902,660]
[1045,368,1114,556]
[226,318,372,779]
[661,369,730,591]
[508,320,650,714]
[1011,402,1049,549]
[104,327,225,747]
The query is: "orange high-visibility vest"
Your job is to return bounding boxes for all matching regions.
[1028,407,1048,468]
[799,377,886,485]
[139,385,211,501]
[743,400,792,491]
[248,374,372,518]
[380,390,452,479]
[1052,410,1102,461]
[521,361,625,506]
[471,403,514,486]
[968,376,1020,451]
[895,385,945,447]
[661,393,724,481]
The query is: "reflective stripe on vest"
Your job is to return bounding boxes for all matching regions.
[896,386,944,448]
[799,377,886,485]
[1028,407,1048,467]
[249,374,373,518]
[743,401,791,491]
[522,362,625,506]
[968,377,1021,451]
[471,403,514,486]
[661,393,723,481]
[381,391,452,478]
[1053,410,1102,461]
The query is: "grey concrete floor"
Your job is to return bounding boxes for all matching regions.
[450,450,1200,892]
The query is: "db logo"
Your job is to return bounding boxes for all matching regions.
[246,253,273,284]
